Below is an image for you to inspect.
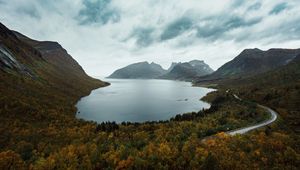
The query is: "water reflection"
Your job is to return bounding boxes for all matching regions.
[76,79,214,123]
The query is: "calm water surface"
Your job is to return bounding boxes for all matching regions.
[76,79,214,123]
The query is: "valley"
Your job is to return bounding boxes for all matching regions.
[0,20,299,170]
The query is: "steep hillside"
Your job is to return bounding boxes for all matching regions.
[219,55,300,132]
[0,22,109,115]
[197,48,300,82]
[167,62,178,72]
[196,52,300,131]
[108,61,167,79]
[0,22,108,160]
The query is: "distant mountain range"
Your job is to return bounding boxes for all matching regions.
[108,60,214,80]
[108,61,167,79]
[161,60,214,80]
[196,48,300,83]
[108,48,300,82]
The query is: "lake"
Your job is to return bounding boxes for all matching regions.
[76,79,214,123]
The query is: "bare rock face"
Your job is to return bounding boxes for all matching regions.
[0,44,35,77]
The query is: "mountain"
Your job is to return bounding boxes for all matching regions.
[161,60,213,80]
[108,60,213,80]
[0,22,112,168]
[220,53,300,132]
[108,61,167,79]
[0,22,108,124]
[194,49,300,126]
[167,62,179,72]
[219,52,300,95]
[246,55,299,90]
[189,60,214,73]
[196,48,300,82]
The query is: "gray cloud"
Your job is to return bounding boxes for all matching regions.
[196,16,262,41]
[247,2,262,11]
[0,0,300,77]
[77,0,120,25]
[269,2,288,15]
[231,0,246,8]
[256,17,300,42]
[17,5,41,19]
[160,17,193,41]
[131,27,155,47]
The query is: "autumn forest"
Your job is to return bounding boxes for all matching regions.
[1,1,300,169]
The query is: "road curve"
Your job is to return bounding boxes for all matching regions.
[227,94,278,136]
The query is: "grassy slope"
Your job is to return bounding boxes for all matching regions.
[218,59,300,133]
[0,23,109,163]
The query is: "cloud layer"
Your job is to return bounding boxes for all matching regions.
[0,0,300,77]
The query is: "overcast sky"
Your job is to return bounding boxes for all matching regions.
[1,0,300,77]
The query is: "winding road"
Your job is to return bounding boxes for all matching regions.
[201,92,278,142]
[227,93,278,136]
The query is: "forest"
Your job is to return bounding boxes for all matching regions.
[0,20,299,170]
[1,74,299,170]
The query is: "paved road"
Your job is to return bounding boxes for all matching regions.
[201,92,278,142]
[227,94,278,135]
